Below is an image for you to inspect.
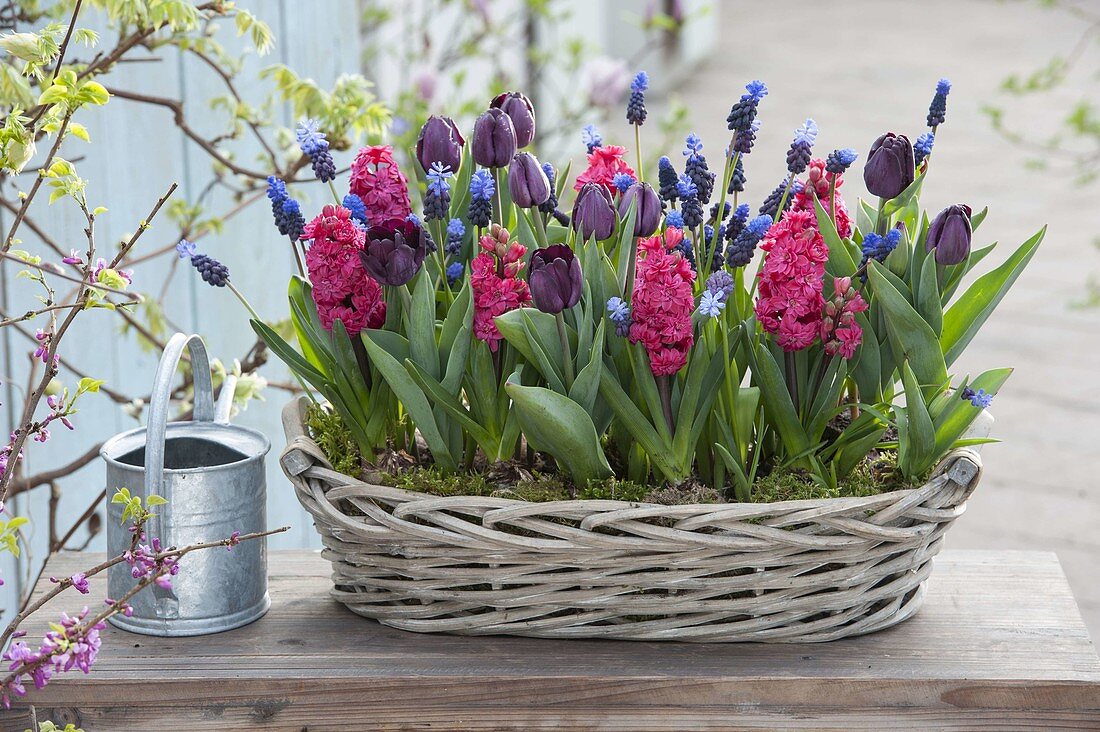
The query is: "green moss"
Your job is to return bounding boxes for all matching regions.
[306,405,921,504]
[306,403,362,477]
[750,452,914,503]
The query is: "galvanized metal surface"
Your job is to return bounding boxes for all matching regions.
[100,333,270,636]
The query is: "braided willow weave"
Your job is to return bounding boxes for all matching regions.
[280,398,984,643]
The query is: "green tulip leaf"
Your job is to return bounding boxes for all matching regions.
[504,382,612,485]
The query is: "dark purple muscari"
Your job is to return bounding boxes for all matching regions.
[507,152,551,208]
[190,253,229,287]
[471,108,517,168]
[657,156,679,204]
[925,204,972,265]
[491,92,536,149]
[538,162,559,215]
[728,155,746,194]
[864,132,915,200]
[360,218,428,286]
[572,182,617,241]
[529,245,582,314]
[416,116,464,174]
[618,182,661,237]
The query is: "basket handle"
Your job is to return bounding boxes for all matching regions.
[144,333,215,499]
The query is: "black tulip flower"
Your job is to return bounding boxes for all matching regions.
[925,204,972,265]
[360,218,428,286]
[618,182,661,237]
[863,132,915,200]
[507,152,551,208]
[490,91,536,149]
[471,108,517,168]
[572,182,617,241]
[416,116,464,175]
[529,245,583,314]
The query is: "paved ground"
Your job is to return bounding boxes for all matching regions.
[611,0,1100,638]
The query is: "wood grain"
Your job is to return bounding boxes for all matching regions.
[3,549,1098,730]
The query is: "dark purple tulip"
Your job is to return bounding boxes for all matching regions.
[490,91,536,148]
[360,218,428,286]
[618,182,661,237]
[471,108,517,168]
[529,245,582,314]
[863,132,915,200]
[507,152,551,208]
[572,183,617,241]
[416,116,464,175]
[925,204,972,265]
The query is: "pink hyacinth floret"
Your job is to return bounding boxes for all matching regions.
[349,145,413,222]
[303,204,386,336]
[791,158,852,239]
[821,276,868,359]
[629,227,695,376]
[754,209,829,352]
[574,144,637,193]
[470,235,531,352]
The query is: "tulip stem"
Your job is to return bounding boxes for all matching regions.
[493,167,507,227]
[555,311,574,387]
[874,196,889,236]
[531,208,549,249]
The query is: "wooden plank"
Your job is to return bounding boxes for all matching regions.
[2,549,1098,730]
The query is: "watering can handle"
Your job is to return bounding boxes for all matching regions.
[144,333,216,498]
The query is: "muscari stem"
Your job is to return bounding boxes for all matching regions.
[634,123,644,181]
[229,281,318,404]
[773,174,795,224]
[328,180,342,205]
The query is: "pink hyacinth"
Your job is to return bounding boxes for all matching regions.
[470,233,531,352]
[574,144,636,193]
[628,227,695,376]
[821,276,868,359]
[349,145,412,222]
[303,205,386,335]
[754,209,829,352]
[791,158,852,239]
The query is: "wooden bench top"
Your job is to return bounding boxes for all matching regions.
[3,549,1098,730]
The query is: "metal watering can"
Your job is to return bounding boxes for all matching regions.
[100,333,271,636]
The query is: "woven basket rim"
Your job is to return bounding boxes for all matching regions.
[279,396,986,511]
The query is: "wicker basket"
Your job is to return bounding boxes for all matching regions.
[280,397,987,643]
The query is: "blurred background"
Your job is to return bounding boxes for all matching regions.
[2,0,1098,637]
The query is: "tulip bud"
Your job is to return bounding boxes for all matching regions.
[617,181,661,237]
[529,245,583,314]
[490,92,536,149]
[415,116,464,175]
[863,132,915,200]
[360,218,428,286]
[925,204,972,265]
[507,152,551,208]
[572,183,617,241]
[472,108,517,168]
